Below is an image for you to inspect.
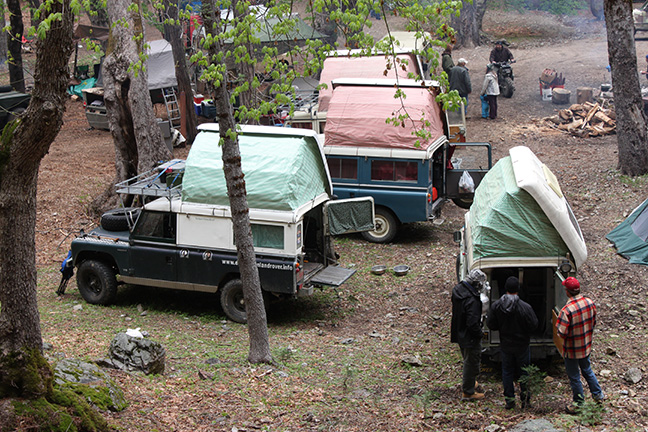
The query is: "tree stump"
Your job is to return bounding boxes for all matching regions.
[552,88,571,105]
[577,87,594,104]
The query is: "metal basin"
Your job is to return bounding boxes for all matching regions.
[393,265,410,276]
[371,265,387,275]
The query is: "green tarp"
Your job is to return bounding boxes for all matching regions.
[181,129,330,211]
[606,198,648,266]
[469,156,570,261]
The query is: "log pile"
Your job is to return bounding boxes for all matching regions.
[544,101,616,137]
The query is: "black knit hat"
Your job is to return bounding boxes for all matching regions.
[505,276,519,293]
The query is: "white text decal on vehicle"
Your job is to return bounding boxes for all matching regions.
[221,259,293,271]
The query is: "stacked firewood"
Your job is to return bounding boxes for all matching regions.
[544,101,616,137]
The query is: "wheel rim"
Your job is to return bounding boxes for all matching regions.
[85,273,103,294]
[371,215,390,239]
[233,289,245,313]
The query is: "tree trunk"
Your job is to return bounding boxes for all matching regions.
[6,0,25,92]
[604,0,648,175]
[86,0,109,27]
[451,0,490,48]
[0,0,74,398]
[202,0,272,365]
[102,0,172,189]
[28,0,41,28]
[163,0,198,145]
[0,2,7,70]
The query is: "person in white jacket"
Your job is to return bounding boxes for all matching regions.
[481,64,500,119]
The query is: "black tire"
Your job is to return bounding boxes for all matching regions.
[220,279,247,323]
[76,260,118,305]
[590,0,604,20]
[452,197,473,210]
[361,207,399,243]
[501,77,515,98]
[456,254,462,283]
[100,207,141,231]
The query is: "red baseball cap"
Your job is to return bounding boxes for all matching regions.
[562,277,580,291]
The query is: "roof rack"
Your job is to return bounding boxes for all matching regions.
[115,159,185,199]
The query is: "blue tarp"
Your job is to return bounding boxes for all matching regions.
[68,77,97,98]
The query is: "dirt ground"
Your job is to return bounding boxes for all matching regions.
[23,6,648,432]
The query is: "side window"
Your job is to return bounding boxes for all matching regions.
[371,160,418,182]
[132,211,176,242]
[235,224,285,249]
[327,157,358,180]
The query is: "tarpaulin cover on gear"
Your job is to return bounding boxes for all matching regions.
[606,198,648,266]
[181,128,330,211]
[318,54,420,112]
[323,83,445,150]
[468,155,573,263]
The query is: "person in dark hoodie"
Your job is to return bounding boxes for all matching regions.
[451,269,488,401]
[486,276,538,410]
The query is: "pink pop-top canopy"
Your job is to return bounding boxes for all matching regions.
[318,54,420,112]
[324,84,445,151]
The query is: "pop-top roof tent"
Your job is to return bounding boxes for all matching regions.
[317,52,421,112]
[323,78,445,153]
[91,39,177,90]
[181,125,332,211]
[606,198,648,265]
[467,146,587,268]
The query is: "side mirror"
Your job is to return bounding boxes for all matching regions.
[453,230,462,243]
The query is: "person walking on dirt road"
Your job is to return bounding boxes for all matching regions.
[555,277,606,413]
[451,269,487,401]
[449,58,471,115]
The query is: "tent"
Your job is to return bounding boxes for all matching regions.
[182,125,331,211]
[467,146,587,268]
[606,198,648,265]
[323,79,445,151]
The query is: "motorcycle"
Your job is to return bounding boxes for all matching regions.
[492,60,516,98]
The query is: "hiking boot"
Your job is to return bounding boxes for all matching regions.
[565,402,581,414]
[593,393,606,403]
[462,392,485,401]
[505,400,515,410]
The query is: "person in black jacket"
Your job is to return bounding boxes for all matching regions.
[451,269,487,401]
[486,276,538,409]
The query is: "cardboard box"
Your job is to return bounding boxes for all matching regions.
[540,68,557,85]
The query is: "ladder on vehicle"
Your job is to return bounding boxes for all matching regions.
[162,87,181,128]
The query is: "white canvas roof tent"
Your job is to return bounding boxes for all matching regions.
[322,78,446,157]
[466,146,587,270]
[180,124,333,215]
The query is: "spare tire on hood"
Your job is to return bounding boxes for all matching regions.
[100,207,141,232]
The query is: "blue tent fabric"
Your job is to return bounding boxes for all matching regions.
[606,198,648,265]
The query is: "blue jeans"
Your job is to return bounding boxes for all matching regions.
[564,356,604,403]
[480,95,489,118]
[501,347,530,403]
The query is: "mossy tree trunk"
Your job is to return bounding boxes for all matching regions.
[202,0,272,365]
[604,0,648,175]
[0,0,74,398]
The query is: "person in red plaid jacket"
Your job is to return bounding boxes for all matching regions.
[556,277,605,413]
